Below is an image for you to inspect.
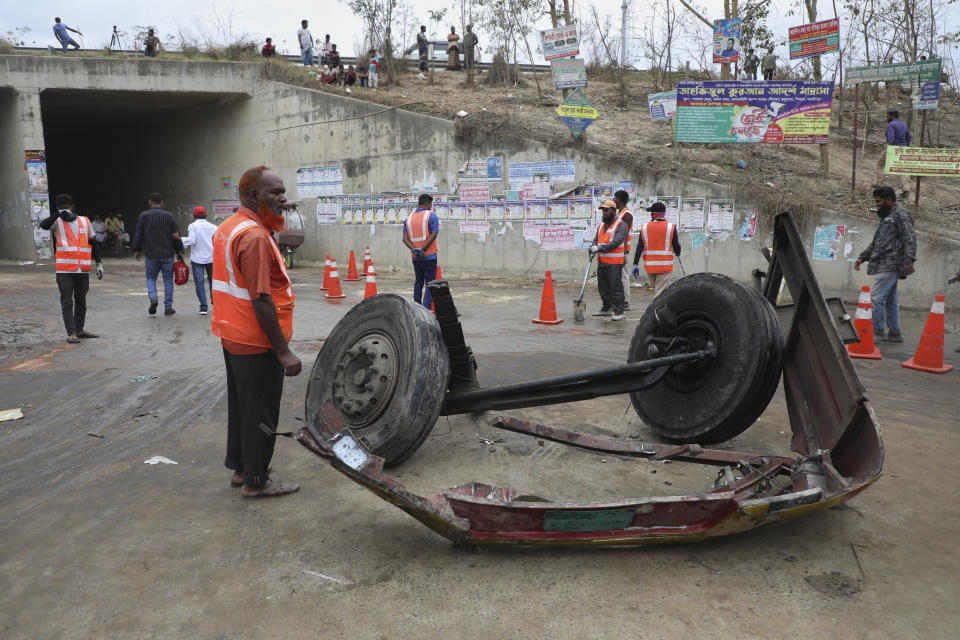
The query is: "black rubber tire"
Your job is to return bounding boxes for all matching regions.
[629,273,783,444]
[305,294,450,465]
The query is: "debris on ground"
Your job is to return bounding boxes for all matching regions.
[130,375,158,383]
[143,456,178,465]
[0,408,24,422]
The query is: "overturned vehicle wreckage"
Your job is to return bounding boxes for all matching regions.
[293,212,883,547]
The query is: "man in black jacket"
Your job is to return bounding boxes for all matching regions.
[132,192,183,316]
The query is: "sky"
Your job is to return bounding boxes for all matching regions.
[1,0,954,69]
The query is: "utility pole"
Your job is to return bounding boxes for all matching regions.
[620,0,629,67]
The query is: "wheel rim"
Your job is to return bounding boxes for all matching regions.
[660,313,720,394]
[331,331,400,428]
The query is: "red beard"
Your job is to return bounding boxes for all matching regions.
[258,201,286,232]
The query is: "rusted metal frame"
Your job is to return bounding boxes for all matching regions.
[442,349,714,415]
[488,415,794,467]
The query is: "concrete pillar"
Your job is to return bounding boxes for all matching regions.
[0,88,50,260]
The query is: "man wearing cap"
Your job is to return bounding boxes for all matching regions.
[589,199,628,321]
[632,202,681,298]
[613,190,634,311]
[183,206,218,315]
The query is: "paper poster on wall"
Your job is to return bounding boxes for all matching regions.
[691,233,708,250]
[739,208,758,240]
[540,225,576,250]
[30,196,51,248]
[812,224,845,260]
[657,196,681,226]
[504,202,524,220]
[460,183,491,202]
[459,157,503,183]
[220,176,232,189]
[466,203,486,221]
[546,200,568,220]
[525,200,547,220]
[296,165,343,197]
[680,198,705,231]
[212,198,241,221]
[505,190,521,202]
[570,197,592,219]
[433,202,448,220]
[487,202,505,220]
[26,151,48,194]
[707,199,735,232]
[509,160,576,184]
[449,203,466,220]
[459,221,490,234]
[532,172,552,199]
[522,221,542,242]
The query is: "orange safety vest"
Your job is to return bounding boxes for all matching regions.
[640,220,676,274]
[597,217,625,265]
[210,209,294,348]
[405,208,438,258]
[618,208,633,255]
[54,216,94,273]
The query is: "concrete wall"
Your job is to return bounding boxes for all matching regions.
[1,54,957,307]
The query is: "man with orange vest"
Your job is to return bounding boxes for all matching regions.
[631,201,681,298]
[613,189,634,311]
[39,193,102,343]
[402,193,440,308]
[211,166,301,499]
[589,199,628,321]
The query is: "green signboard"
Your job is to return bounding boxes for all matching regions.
[846,59,942,85]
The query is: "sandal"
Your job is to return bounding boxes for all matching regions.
[67,335,80,344]
[241,480,300,498]
[230,466,273,488]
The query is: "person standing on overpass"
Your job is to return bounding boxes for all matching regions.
[403,193,440,308]
[212,166,301,498]
[632,202,681,298]
[52,17,83,53]
[298,20,314,67]
[39,194,102,343]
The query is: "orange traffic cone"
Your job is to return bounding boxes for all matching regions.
[324,259,346,300]
[320,254,331,291]
[847,286,882,360]
[362,246,373,276]
[362,264,378,300]
[532,270,564,325]
[345,250,361,281]
[431,265,443,312]
[902,294,953,373]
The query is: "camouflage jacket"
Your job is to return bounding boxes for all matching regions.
[858,204,917,275]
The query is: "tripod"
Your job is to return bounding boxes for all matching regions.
[109,26,125,54]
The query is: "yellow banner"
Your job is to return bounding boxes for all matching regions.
[884,146,960,177]
[556,104,598,119]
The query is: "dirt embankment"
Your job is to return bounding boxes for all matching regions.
[265,62,960,240]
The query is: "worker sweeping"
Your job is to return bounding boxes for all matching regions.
[589,199,628,321]
[631,201,681,298]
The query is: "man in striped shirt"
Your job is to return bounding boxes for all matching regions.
[132,192,183,316]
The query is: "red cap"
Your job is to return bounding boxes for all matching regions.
[193,206,207,218]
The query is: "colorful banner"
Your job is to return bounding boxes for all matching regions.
[884,146,960,177]
[541,25,580,61]
[846,59,942,85]
[788,18,840,60]
[556,88,598,138]
[713,19,741,64]
[648,90,677,121]
[508,160,577,183]
[675,81,834,144]
[551,58,588,90]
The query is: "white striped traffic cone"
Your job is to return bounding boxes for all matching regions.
[847,286,882,360]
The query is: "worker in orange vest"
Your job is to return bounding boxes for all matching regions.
[589,199,628,321]
[39,193,103,343]
[631,201,681,298]
[613,189,634,311]
[211,166,301,499]
[402,193,440,308]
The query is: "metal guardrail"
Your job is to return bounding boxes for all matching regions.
[10,46,552,73]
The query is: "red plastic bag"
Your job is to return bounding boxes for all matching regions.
[174,258,189,286]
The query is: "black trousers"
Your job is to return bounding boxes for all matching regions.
[223,348,284,487]
[597,263,624,314]
[56,273,89,335]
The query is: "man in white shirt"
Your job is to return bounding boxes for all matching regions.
[297,20,314,66]
[182,206,218,315]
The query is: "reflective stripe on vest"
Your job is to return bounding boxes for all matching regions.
[597,217,625,264]
[618,208,633,254]
[54,217,93,273]
[210,211,294,348]
[641,221,675,274]
[405,209,438,257]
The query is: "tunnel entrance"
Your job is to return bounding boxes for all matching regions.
[40,89,246,240]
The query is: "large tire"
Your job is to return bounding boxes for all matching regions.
[629,273,783,443]
[305,294,450,465]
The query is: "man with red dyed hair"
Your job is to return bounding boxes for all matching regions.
[211,166,301,498]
